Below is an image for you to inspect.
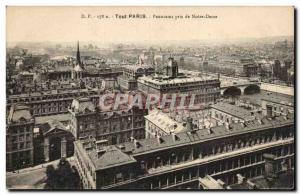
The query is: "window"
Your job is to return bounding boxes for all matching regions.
[19,136,24,142]
[19,142,25,149]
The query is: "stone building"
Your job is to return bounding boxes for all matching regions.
[6,105,34,171]
[69,98,148,145]
[204,154,295,190]
[137,58,220,109]
[145,109,185,138]
[7,88,100,117]
[74,112,294,189]
[34,119,75,163]
[261,94,294,117]
[210,102,258,124]
[118,65,155,90]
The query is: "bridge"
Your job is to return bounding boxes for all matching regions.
[220,77,261,96]
[178,69,261,97]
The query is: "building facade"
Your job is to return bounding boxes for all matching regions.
[69,98,148,145]
[6,105,35,171]
[137,58,220,109]
[7,88,100,117]
[118,65,155,90]
[74,111,294,189]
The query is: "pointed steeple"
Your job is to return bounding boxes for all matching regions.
[76,41,81,64]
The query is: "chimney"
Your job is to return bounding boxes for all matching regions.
[207,128,213,134]
[95,139,108,150]
[97,148,106,158]
[217,179,226,188]
[186,117,193,132]
[241,122,246,128]
[118,145,125,151]
[171,132,179,141]
[134,139,141,148]
[157,135,164,144]
[263,153,277,180]
[225,122,231,130]
[257,118,263,124]
[266,104,273,118]
[247,180,257,189]
[236,174,246,184]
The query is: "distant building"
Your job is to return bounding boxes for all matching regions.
[7,88,100,116]
[117,65,155,90]
[240,59,259,77]
[138,57,220,109]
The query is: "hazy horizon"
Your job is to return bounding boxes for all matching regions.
[7,6,294,44]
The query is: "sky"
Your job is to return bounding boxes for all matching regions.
[6,6,294,43]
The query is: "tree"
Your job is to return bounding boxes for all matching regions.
[44,158,81,190]
[44,165,57,189]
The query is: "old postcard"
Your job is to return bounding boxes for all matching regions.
[6,6,295,190]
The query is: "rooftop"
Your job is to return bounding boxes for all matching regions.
[40,119,69,135]
[261,93,294,107]
[230,169,294,190]
[123,64,154,72]
[8,88,99,99]
[145,110,185,134]
[138,74,219,86]
[77,114,293,170]
[8,105,32,124]
[70,98,96,113]
[211,102,257,121]
[89,145,136,170]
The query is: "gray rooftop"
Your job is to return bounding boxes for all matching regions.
[211,102,256,121]
[78,113,294,170]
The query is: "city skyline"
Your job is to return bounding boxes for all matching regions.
[7,6,294,43]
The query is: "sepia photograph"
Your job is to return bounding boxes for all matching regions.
[5,6,295,190]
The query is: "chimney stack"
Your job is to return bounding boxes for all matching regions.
[217,179,226,188]
[236,174,246,184]
[247,180,257,189]
[266,104,273,118]
[95,139,108,150]
[263,153,277,181]
[97,148,106,158]
[207,128,213,134]
[186,117,194,132]
[133,139,141,148]
[171,132,179,141]
[225,122,231,130]
[157,135,164,144]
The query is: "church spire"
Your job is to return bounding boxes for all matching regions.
[76,41,81,64]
